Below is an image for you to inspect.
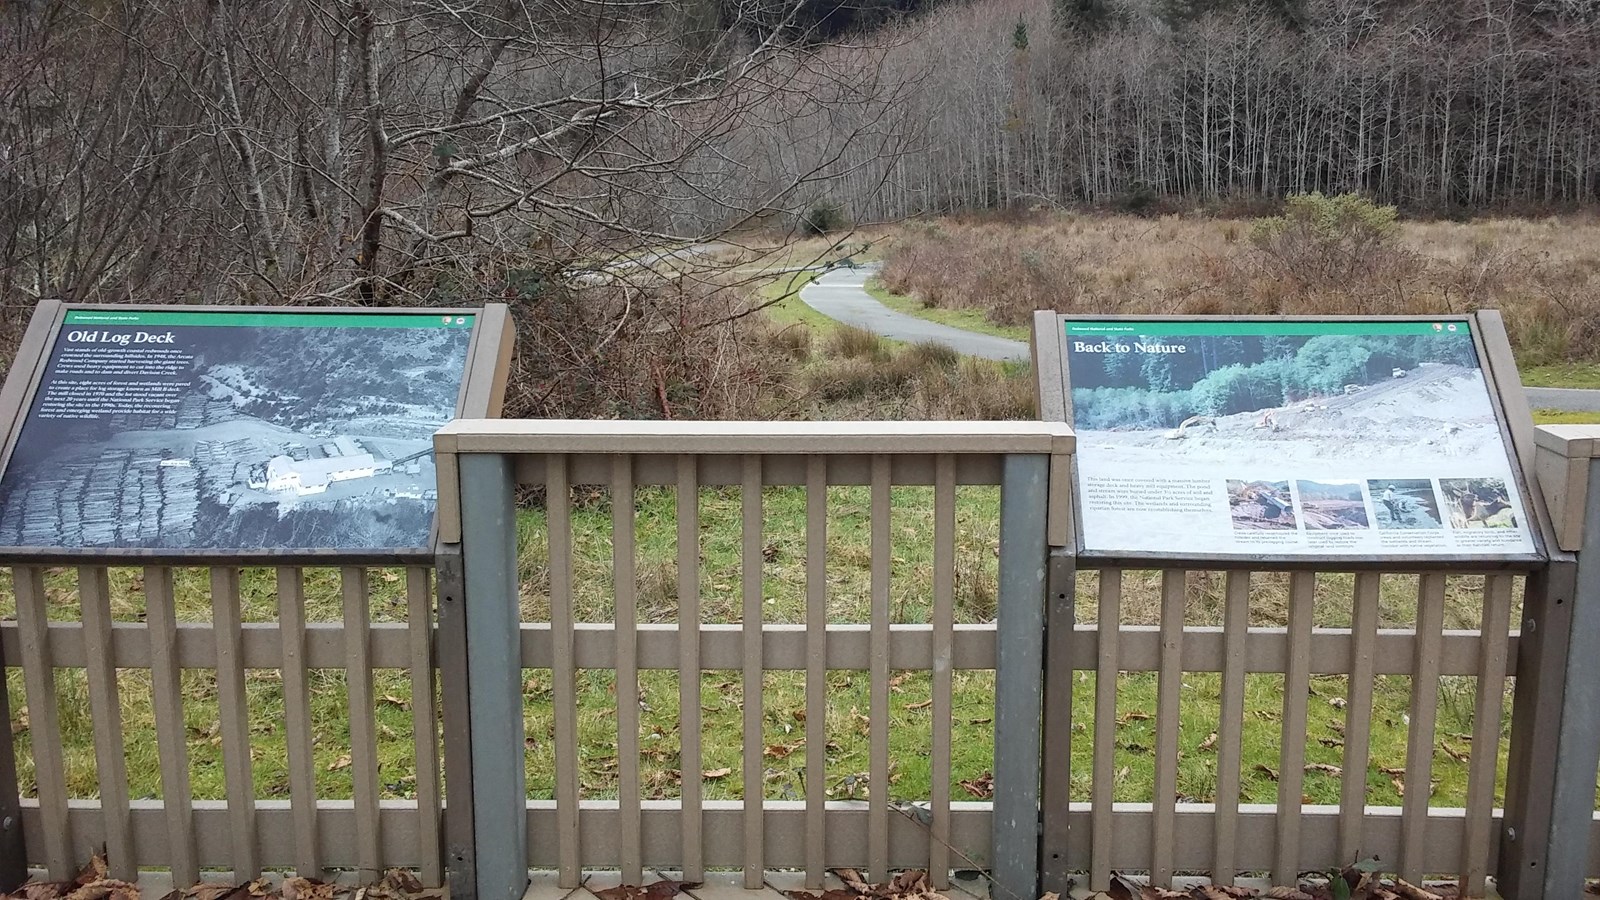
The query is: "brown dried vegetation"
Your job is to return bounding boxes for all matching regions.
[879,212,1600,367]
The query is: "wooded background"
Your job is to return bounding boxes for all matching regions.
[3,0,1598,310]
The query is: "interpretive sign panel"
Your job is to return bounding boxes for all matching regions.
[1058,317,1539,561]
[0,307,485,557]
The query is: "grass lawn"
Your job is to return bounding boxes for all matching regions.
[753,270,831,332]
[863,279,1029,343]
[1532,409,1600,425]
[1519,363,1600,390]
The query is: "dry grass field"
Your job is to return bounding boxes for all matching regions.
[877,212,1600,372]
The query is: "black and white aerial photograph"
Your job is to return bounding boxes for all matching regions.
[0,315,474,552]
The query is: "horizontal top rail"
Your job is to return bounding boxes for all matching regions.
[434,419,1076,455]
[1535,424,1600,460]
[432,418,1073,545]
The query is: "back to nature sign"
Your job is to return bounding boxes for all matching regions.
[0,305,502,559]
[1057,317,1539,563]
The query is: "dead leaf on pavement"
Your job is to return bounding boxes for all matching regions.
[594,881,698,900]
[280,879,335,900]
[184,885,247,900]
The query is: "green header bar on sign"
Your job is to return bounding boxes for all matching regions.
[64,310,475,329]
[1062,319,1468,338]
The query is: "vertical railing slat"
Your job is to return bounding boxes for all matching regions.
[742,455,765,887]
[406,566,443,887]
[550,455,580,885]
[613,455,643,886]
[1461,573,1512,897]
[1338,572,1381,864]
[1089,569,1121,891]
[145,566,197,887]
[1275,571,1315,887]
[804,456,827,887]
[13,567,70,877]
[869,455,891,883]
[77,566,133,878]
[1212,570,1250,885]
[1399,573,1446,883]
[212,566,260,879]
[343,566,382,880]
[1151,569,1185,888]
[677,454,704,883]
[277,566,321,877]
[930,456,956,889]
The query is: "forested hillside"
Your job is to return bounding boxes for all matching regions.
[821,0,1600,220]
[4,0,1599,418]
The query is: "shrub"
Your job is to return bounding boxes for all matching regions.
[826,325,890,361]
[1249,192,1405,285]
[800,201,849,236]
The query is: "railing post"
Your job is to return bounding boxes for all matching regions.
[1543,453,1600,894]
[994,453,1049,900]
[456,452,528,900]
[0,635,25,892]
[1503,425,1600,898]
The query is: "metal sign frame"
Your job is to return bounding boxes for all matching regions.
[0,299,514,565]
[1032,310,1554,571]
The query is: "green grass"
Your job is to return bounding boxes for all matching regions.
[863,279,1030,342]
[1,486,1527,815]
[1532,409,1600,425]
[754,270,831,332]
[1518,363,1600,389]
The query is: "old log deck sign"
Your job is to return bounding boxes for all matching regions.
[0,302,511,561]
[1039,314,1544,564]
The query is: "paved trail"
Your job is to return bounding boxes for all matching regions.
[798,266,1600,413]
[799,266,1028,362]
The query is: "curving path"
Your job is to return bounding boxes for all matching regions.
[799,266,1600,413]
[799,266,1028,362]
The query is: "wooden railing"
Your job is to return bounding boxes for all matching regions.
[3,419,1600,900]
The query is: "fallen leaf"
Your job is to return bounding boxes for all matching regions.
[1253,763,1280,781]
[1440,742,1469,763]
[1328,697,1348,709]
[183,885,247,900]
[381,694,411,710]
[281,878,336,900]
[1198,732,1218,752]
[1305,763,1343,777]
[381,869,425,895]
[1317,738,1344,748]
[22,882,77,900]
[594,881,697,900]
[765,743,802,759]
[65,882,140,900]
[1391,776,1405,797]
[1262,888,1313,899]
[783,891,857,900]
[329,755,352,771]
[1118,711,1152,725]
[906,699,933,711]
[959,772,994,799]
[702,767,732,779]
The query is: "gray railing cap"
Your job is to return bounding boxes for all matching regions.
[434,419,1076,456]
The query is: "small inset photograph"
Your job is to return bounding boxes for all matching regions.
[1440,477,1519,529]
[1226,479,1297,530]
[1368,479,1442,529]
[1296,480,1370,529]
